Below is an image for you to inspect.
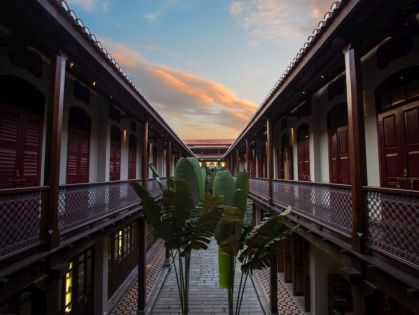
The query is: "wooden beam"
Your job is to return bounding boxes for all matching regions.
[142,121,149,186]
[343,43,368,252]
[44,53,67,249]
[137,215,146,314]
[235,149,240,175]
[266,119,273,204]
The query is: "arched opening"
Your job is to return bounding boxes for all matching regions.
[297,124,310,181]
[328,103,350,184]
[376,66,419,189]
[128,135,137,180]
[0,75,44,188]
[66,107,91,184]
[110,125,122,181]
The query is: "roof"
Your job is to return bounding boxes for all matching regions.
[184,139,235,146]
[36,0,194,157]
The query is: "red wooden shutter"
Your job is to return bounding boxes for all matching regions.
[66,108,90,184]
[0,108,42,188]
[0,109,19,188]
[128,135,137,180]
[22,114,43,187]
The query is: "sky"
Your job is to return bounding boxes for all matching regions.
[67,0,334,139]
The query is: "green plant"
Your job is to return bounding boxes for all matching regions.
[213,170,291,315]
[131,157,223,315]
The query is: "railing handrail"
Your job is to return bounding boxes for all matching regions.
[250,176,352,189]
[0,186,49,196]
[59,177,166,189]
[362,185,419,197]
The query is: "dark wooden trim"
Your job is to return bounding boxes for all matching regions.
[137,215,146,313]
[44,53,67,249]
[272,178,351,189]
[0,186,49,196]
[362,186,419,197]
[142,121,149,186]
[270,245,278,315]
[343,43,368,253]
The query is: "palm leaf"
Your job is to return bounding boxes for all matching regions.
[213,170,235,205]
[175,157,201,204]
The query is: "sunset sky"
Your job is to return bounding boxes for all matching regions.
[67,0,334,139]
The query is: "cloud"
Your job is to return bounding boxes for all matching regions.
[229,0,334,46]
[66,0,112,11]
[67,0,96,11]
[101,38,257,139]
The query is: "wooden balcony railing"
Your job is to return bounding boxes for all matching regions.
[249,177,419,270]
[0,186,48,259]
[0,178,163,261]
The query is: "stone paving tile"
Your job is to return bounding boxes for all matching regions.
[256,268,304,315]
[151,240,264,315]
[112,241,166,315]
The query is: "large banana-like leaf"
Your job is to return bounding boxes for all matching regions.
[239,207,292,273]
[175,157,201,204]
[188,194,223,251]
[213,170,235,205]
[218,249,233,289]
[163,180,195,231]
[235,172,249,197]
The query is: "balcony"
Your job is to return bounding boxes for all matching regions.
[0,178,163,262]
[248,177,419,271]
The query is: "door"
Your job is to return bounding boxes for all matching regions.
[0,106,42,188]
[297,124,310,181]
[329,127,350,184]
[128,135,137,180]
[378,102,419,190]
[110,126,121,181]
[66,107,90,184]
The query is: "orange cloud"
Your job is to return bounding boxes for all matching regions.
[101,38,257,139]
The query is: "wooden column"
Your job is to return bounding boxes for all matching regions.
[235,149,240,175]
[142,121,149,187]
[137,215,146,314]
[245,139,251,173]
[267,119,273,203]
[46,269,63,314]
[303,240,310,312]
[270,245,278,315]
[343,43,367,252]
[230,155,233,173]
[277,242,284,273]
[166,140,172,178]
[292,235,304,296]
[283,237,292,283]
[44,54,67,248]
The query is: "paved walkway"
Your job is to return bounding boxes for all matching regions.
[150,240,265,315]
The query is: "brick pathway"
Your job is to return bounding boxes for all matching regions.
[151,240,264,315]
[112,241,167,315]
[256,268,304,315]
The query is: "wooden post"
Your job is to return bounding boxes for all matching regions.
[166,140,171,178]
[292,235,304,296]
[137,215,146,314]
[267,119,273,204]
[235,149,240,175]
[245,139,250,173]
[270,245,278,315]
[44,54,67,248]
[283,238,292,283]
[142,121,149,187]
[343,43,367,252]
[303,240,310,312]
